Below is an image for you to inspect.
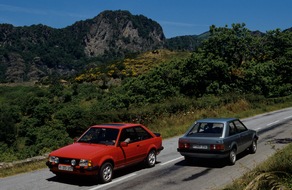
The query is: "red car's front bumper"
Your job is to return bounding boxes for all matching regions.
[46,161,99,176]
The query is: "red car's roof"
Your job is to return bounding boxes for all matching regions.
[90,123,142,129]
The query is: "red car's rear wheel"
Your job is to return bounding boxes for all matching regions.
[146,149,156,167]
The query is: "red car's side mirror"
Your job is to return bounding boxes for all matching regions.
[120,142,128,147]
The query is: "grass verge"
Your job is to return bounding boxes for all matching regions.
[222,143,292,190]
[150,97,292,139]
[0,160,47,178]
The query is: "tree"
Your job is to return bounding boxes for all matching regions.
[0,104,20,145]
[54,105,90,137]
[202,23,257,67]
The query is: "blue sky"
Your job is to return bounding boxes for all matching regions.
[0,0,291,38]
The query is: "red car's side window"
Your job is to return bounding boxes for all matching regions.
[135,126,152,140]
[119,128,136,143]
[119,126,153,143]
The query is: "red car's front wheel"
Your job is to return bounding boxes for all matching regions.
[99,162,113,183]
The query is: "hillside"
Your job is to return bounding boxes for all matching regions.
[165,32,209,51]
[0,10,166,83]
[1,9,289,85]
[75,49,192,87]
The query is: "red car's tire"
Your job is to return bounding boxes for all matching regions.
[99,162,113,183]
[145,149,156,167]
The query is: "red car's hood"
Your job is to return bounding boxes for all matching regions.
[50,143,112,159]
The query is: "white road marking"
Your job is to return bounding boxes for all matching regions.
[267,120,280,126]
[284,115,292,120]
[265,116,292,127]
[87,156,184,190]
[159,156,184,166]
[87,156,185,190]
[88,173,137,190]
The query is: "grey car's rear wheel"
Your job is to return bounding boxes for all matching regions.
[228,148,237,165]
[99,162,113,183]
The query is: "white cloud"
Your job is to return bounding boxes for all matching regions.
[0,4,46,15]
[160,20,209,28]
[0,4,87,19]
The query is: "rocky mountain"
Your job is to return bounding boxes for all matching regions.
[284,27,292,32]
[80,10,165,57]
[0,10,166,83]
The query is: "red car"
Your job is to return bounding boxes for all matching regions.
[46,123,163,183]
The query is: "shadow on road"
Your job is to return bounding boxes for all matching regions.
[175,151,250,168]
[268,138,292,144]
[175,158,227,168]
[47,175,98,186]
[46,161,159,186]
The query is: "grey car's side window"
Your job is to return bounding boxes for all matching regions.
[234,120,247,133]
[229,122,237,136]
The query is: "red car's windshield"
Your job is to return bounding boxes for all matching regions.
[78,128,119,145]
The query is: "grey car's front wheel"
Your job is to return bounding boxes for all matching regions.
[249,139,257,154]
[228,148,237,165]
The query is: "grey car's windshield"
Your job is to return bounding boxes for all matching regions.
[78,128,119,145]
[187,122,223,137]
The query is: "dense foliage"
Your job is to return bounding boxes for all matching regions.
[165,32,209,51]
[0,23,86,65]
[0,23,291,162]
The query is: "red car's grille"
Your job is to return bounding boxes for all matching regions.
[59,157,80,165]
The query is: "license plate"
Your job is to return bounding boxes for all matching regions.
[192,145,208,149]
[58,165,73,171]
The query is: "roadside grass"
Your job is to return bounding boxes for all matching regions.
[0,160,47,178]
[0,97,291,179]
[150,98,292,139]
[222,143,292,190]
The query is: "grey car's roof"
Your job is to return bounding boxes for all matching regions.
[196,118,237,123]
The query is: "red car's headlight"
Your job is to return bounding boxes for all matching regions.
[49,156,59,164]
[79,159,92,167]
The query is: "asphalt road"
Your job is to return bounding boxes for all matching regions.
[1,107,292,190]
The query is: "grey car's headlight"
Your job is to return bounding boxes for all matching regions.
[49,156,59,164]
[79,159,92,167]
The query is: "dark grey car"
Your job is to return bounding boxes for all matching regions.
[177,118,258,165]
